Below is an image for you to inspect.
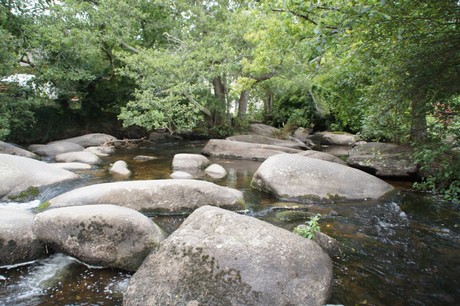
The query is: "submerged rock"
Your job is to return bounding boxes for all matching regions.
[251,154,394,203]
[0,208,45,265]
[48,179,245,214]
[33,204,165,271]
[0,154,78,201]
[123,206,332,305]
[202,139,301,161]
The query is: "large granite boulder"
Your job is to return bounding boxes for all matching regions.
[321,132,357,146]
[31,142,84,157]
[57,133,118,147]
[227,134,308,150]
[297,150,348,165]
[123,206,332,306]
[33,205,165,271]
[172,153,210,170]
[0,208,45,265]
[48,179,245,214]
[0,154,78,201]
[0,141,38,159]
[251,154,394,203]
[202,139,302,161]
[55,151,101,164]
[347,142,417,177]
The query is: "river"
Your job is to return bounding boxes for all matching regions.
[1,141,459,305]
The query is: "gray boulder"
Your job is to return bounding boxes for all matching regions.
[170,171,194,179]
[297,150,347,165]
[202,139,302,161]
[204,163,227,179]
[321,132,357,146]
[55,151,101,164]
[251,154,394,203]
[48,179,245,214]
[109,160,131,177]
[227,134,308,150]
[0,141,38,159]
[32,142,84,157]
[123,206,332,306]
[293,127,313,142]
[347,142,417,177]
[33,205,165,271]
[0,154,78,201]
[0,208,44,265]
[172,153,210,170]
[57,133,118,147]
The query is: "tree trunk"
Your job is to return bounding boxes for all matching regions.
[409,97,428,143]
[237,90,248,119]
[212,76,227,125]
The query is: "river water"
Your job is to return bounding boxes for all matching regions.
[1,141,459,305]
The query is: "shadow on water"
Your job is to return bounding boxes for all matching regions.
[1,141,459,305]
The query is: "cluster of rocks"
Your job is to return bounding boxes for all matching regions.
[0,125,422,304]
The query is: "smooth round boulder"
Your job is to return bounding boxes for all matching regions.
[32,142,84,157]
[204,163,227,178]
[172,153,210,170]
[0,208,44,265]
[0,141,38,159]
[251,154,394,203]
[48,179,245,214]
[123,206,332,305]
[109,160,131,177]
[55,151,101,164]
[33,204,165,271]
[57,133,118,147]
[0,154,79,201]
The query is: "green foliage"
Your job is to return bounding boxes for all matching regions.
[293,214,321,239]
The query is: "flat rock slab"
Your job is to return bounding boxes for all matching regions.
[347,142,417,177]
[0,141,38,159]
[48,179,245,214]
[33,205,165,271]
[123,206,332,305]
[0,208,44,265]
[202,139,302,161]
[0,154,79,201]
[57,133,118,147]
[251,153,394,203]
[227,135,307,150]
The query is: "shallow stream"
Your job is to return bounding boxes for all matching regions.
[1,141,459,305]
